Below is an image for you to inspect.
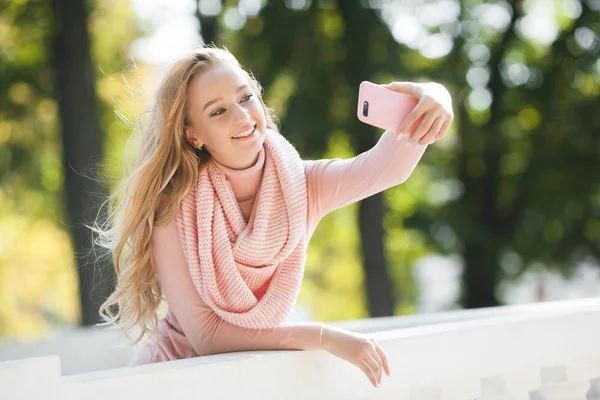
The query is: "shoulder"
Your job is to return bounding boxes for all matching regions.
[150,192,184,257]
[152,214,179,244]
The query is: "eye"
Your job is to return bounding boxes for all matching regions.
[209,94,253,117]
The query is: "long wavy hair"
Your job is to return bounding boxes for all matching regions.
[90,46,279,343]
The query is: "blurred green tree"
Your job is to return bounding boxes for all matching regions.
[204,0,600,315]
[0,0,140,338]
[50,0,115,326]
[403,0,600,307]
[2,0,598,341]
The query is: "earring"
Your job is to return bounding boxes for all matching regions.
[197,144,204,151]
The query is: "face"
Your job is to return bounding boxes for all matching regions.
[184,63,267,170]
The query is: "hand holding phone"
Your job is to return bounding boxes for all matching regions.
[357,81,423,140]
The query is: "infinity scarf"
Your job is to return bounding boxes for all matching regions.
[176,130,308,329]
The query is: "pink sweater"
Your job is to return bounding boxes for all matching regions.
[129,130,427,365]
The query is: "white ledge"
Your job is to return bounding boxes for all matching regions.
[2,298,600,399]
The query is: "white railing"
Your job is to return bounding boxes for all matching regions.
[1,298,599,400]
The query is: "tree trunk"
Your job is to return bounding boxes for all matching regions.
[195,0,218,46]
[337,1,396,317]
[460,0,520,308]
[51,0,115,325]
[358,191,396,316]
[462,240,500,308]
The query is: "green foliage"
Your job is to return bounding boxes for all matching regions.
[226,0,600,311]
[404,0,600,306]
[0,0,72,339]
[2,0,599,338]
[0,0,141,339]
[300,131,368,321]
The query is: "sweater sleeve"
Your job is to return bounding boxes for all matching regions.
[305,130,428,220]
[151,218,324,357]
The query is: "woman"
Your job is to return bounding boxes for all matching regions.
[94,47,453,388]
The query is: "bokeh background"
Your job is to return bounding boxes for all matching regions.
[0,0,599,343]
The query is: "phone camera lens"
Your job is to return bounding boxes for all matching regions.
[362,101,369,117]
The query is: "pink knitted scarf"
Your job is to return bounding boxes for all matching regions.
[176,130,308,329]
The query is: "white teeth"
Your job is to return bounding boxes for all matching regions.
[232,126,255,139]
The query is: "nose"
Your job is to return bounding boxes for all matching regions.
[232,103,251,125]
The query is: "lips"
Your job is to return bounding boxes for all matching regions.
[232,124,257,139]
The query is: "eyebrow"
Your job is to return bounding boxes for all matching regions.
[202,85,249,112]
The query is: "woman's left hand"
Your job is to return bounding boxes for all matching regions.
[381,81,454,145]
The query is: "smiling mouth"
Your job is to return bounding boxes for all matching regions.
[232,124,257,139]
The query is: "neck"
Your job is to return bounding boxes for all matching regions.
[213,151,260,171]
[211,146,266,203]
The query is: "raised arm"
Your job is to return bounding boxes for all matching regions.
[151,218,323,356]
[305,81,453,220]
[305,130,428,218]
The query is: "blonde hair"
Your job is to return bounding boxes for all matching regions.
[91,46,278,343]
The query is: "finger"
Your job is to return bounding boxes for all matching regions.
[382,82,418,98]
[435,117,452,141]
[360,359,379,387]
[420,116,445,145]
[371,340,391,377]
[367,339,385,381]
[367,351,384,384]
[364,353,382,385]
[397,98,431,134]
[410,111,437,143]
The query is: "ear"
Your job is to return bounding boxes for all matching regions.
[184,126,203,149]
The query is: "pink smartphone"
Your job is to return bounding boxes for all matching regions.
[357,81,420,134]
